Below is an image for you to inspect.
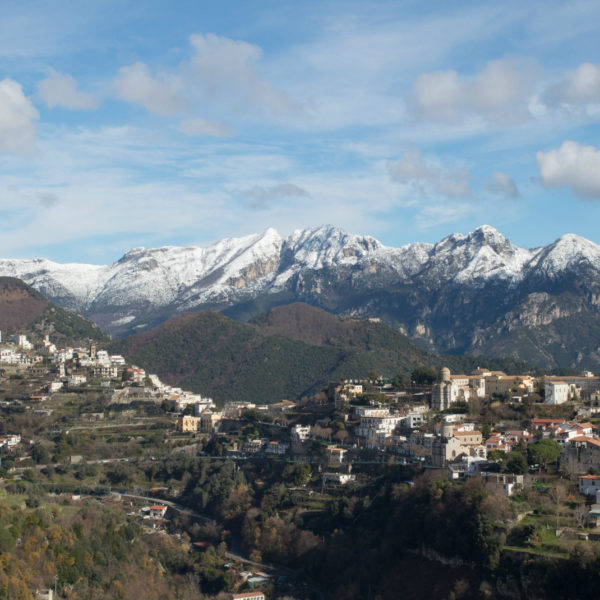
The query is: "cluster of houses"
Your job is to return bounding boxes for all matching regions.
[51,345,136,387]
[175,399,297,435]
[428,366,600,409]
[163,364,600,501]
[0,333,36,365]
[0,331,158,404]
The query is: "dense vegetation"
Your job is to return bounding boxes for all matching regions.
[129,452,600,599]
[0,492,226,599]
[110,305,530,404]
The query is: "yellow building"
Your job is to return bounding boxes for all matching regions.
[176,415,202,432]
[485,374,534,396]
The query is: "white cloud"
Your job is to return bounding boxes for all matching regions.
[544,62,600,109]
[537,140,600,198]
[188,33,299,116]
[236,182,309,210]
[179,117,233,137]
[486,171,519,198]
[387,151,471,198]
[111,34,299,123]
[413,59,538,124]
[113,62,186,115]
[38,70,97,110]
[0,78,38,154]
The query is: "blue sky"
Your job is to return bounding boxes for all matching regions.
[2,0,600,263]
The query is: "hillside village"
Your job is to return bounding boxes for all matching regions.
[3,329,600,498]
[5,328,600,597]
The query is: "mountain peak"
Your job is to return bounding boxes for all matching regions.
[532,232,600,275]
[3,224,600,342]
[467,224,511,248]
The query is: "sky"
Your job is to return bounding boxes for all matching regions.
[2,0,600,264]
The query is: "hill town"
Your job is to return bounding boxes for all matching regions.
[3,317,600,598]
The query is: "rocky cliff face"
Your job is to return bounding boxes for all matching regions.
[2,225,600,369]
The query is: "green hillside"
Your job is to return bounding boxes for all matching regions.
[110,304,530,404]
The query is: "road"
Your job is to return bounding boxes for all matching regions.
[122,493,326,599]
[122,493,214,524]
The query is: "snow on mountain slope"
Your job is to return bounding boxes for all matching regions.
[284,225,383,269]
[1,224,600,334]
[440,225,533,284]
[528,233,600,277]
[0,258,108,311]
[93,229,284,310]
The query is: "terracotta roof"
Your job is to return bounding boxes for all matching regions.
[571,436,600,448]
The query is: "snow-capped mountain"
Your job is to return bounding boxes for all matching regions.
[2,224,600,369]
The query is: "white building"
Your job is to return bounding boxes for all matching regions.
[357,412,402,439]
[48,381,63,393]
[11,334,32,350]
[192,397,216,415]
[322,472,355,485]
[0,348,19,364]
[96,350,110,364]
[67,374,87,387]
[546,381,570,405]
[401,413,425,429]
[291,424,311,441]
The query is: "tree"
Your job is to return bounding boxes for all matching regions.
[31,442,50,465]
[528,439,562,470]
[480,423,492,439]
[487,449,507,464]
[411,366,437,385]
[284,463,311,486]
[506,451,528,475]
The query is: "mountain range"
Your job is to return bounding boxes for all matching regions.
[2,225,600,369]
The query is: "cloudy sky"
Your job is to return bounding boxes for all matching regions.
[2,0,600,263]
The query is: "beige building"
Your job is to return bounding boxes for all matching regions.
[485,374,534,396]
[176,415,202,432]
[201,410,222,432]
[452,430,482,446]
[432,429,486,467]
